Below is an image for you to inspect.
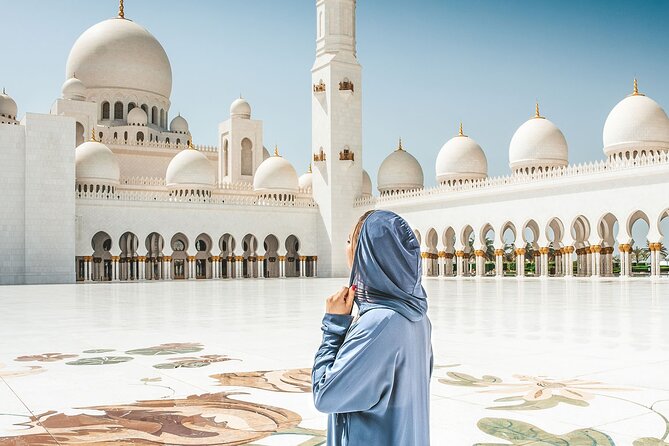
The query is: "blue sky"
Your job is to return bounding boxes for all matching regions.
[4,0,669,192]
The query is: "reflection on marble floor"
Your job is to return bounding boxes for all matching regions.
[0,278,668,445]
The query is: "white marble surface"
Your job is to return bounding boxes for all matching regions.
[0,277,668,445]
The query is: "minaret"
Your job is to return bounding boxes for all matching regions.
[311,0,363,277]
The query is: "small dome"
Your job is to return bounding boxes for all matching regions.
[75,139,120,185]
[170,114,189,134]
[231,97,251,119]
[509,106,568,173]
[127,107,148,126]
[603,82,669,157]
[166,144,216,188]
[377,139,424,194]
[362,169,372,196]
[436,126,488,184]
[253,148,299,194]
[66,18,172,100]
[298,165,313,191]
[61,77,86,101]
[0,89,18,120]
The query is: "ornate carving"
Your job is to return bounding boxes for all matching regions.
[313,80,326,93]
[339,79,354,92]
[339,148,354,161]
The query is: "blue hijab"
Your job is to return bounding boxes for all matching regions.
[348,209,428,322]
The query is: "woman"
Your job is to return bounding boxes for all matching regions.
[312,209,433,445]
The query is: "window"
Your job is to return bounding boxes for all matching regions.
[114,102,123,120]
[241,138,253,175]
[102,102,110,120]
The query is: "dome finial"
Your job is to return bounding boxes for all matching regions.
[396,137,403,151]
[90,129,97,142]
[274,145,280,156]
[118,0,125,18]
[633,78,639,95]
[535,101,541,118]
[1,87,5,95]
[188,139,194,150]
[458,122,465,137]
[308,163,312,173]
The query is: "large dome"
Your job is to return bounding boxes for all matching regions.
[377,140,424,194]
[0,89,18,120]
[603,82,669,158]
[66,17,172,99]
[509,107,568,173]
[436,126,488,185]
[298,165,313,191]
[253,149,299,194]
[230,97,251,119]
[166,145,216,188]
[75,140,120,185]
[362,169,372,196]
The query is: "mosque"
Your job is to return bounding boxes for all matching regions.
[1,0,668,285]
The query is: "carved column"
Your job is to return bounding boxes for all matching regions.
[437,251,446,277]
[495,249,504,277]
[279,256,286,278]
[649,243,662,277]
[563,246,574,276]
[539,247,549,277]
[475,250,486,277]
[619,244,632,277]
[455,251,464,276]
[236,256,244,278]
[227,256,233,278]
[515,248,526,277]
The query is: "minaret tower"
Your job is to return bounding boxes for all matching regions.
[311,0,363,277]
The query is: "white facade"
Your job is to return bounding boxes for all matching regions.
[1,0,668,284]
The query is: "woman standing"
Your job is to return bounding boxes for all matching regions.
[312,209,433,445]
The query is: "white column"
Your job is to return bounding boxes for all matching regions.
[540,248,549,277]
[84,257,91,281]
[516,249,525,277]
[564,247,574,277]
[279,256,286,278]
[313,257,318,277]
[495,250,504,277]
[650,243,661,277]
[236,257,243,278]
[475,250,485,277]
[258,257,265,278]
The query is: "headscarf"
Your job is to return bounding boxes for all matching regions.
[348,209,428,322]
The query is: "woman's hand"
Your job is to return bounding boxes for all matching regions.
[325,285,356,315]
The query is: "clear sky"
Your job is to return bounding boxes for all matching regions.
[4,0,669,192]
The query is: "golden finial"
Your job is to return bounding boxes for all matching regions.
[274,145,280,156]
[118,0,125,18]
[188,139,194,150]
[458,122,465,137]
[308,163,312,173]
[535,102,540,118]
[396,137,404,151]
[633,78,639,96]
[90,129,97,142]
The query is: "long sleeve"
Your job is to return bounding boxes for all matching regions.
[312,311,397,414]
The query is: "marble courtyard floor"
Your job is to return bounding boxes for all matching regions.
[0,278,668,445]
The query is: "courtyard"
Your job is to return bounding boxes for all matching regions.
[0,277,668,445]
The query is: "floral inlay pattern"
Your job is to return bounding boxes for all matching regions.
[125,342,204,356]
[153,354,236,369]
[15,353,78,362]
[211,368,312,393]
[474,417,615,445]
[0,391,321,445]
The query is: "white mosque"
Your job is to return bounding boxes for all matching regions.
[1,0,668,285]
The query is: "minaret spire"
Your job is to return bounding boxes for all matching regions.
[396,137,403,151]
[458,122,465,137]
[118,0,125,19]
[633,78,639,95]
